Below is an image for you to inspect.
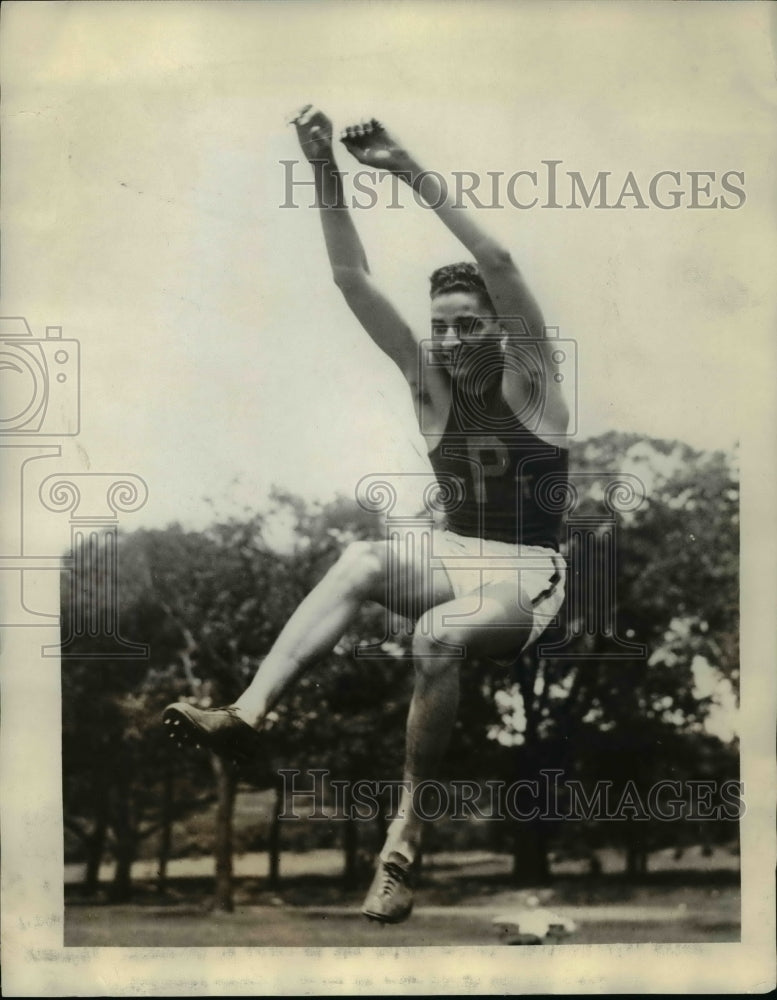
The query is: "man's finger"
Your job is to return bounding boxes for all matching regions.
[286,103,313,127]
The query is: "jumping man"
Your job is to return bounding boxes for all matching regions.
[164,106,570,923]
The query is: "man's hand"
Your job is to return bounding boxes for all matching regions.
[289,104,334,162]
[340,119,411,173]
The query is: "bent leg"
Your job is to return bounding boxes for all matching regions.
[234,538,455,726]
[383,579,534,861]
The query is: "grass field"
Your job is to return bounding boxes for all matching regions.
[65,903,739,948]
[65,847,739,948]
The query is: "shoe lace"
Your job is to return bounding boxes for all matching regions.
[203,705,245,723]
[379,860,408,897]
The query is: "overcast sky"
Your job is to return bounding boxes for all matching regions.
[4,1,776,530]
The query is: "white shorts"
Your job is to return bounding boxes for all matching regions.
[433,529,566,651]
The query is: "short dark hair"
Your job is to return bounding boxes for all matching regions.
[429,262,495,313]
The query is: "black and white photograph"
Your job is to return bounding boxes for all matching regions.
[1,1,775,995]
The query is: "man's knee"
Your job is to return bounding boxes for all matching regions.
[332,541,385,595]
[412,613,463,677]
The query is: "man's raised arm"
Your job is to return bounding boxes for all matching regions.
[340,119,569,434]
[340,119,543,336]
[290,106,419,379]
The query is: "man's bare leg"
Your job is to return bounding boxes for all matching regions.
[359,616,464,924]
[164,539,456,755]
[362,584,533,922]
[233,541,393,726]
[382,636,462,862]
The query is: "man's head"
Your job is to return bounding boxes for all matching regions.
[429,262,503,380]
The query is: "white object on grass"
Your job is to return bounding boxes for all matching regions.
[492,907,577,945]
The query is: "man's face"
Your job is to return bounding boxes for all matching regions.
[430,291,502,379]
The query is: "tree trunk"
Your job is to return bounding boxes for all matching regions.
[625,845,648,878]
[111,842,135,901]
[108,774,136,902]
[588,850,602,877]
[83,812,108,895]
[511,819,549,886]
[267,775,283,890]
[624,821,649,878]
[375,793,388,848]
[342,780,359,889]
[508,741,549,886]
[211,753,237,912]
[156,761,174,894]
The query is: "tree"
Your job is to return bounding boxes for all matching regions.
[484,434,739,879]
[61,527,234,900]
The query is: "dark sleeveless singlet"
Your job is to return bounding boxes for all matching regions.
[427,382,568,549]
